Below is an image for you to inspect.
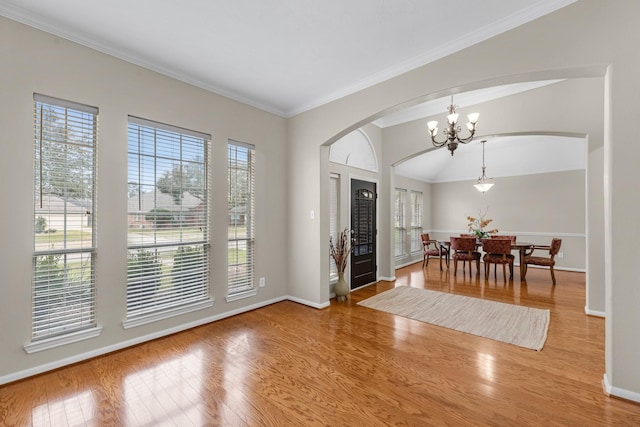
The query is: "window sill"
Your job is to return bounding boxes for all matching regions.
[225,288,257,302]
[24,326,103,354]
[122,299,214,329]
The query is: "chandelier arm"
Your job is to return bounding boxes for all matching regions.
[456,131,476,144]
[430,135,449,147]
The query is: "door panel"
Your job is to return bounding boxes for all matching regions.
[351,179,376,289]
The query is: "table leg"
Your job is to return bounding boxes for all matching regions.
[519,247,526,281]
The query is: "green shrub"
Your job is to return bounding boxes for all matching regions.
[172,246,205,298]
[35,216,47,234]
[127,249,163,307]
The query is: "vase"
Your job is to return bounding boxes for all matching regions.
[334,271,349,301]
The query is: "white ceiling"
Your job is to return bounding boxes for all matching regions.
[394,135,586,183]
[0,0,576,117]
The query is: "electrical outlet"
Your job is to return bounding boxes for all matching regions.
[557,252,564,259]
[259,277,266,287]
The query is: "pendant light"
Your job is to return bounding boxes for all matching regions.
[474,140,494,193]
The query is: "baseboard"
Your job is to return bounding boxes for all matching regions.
[603,373,640,403]
[287,295,330,309]
[585,306,605,318]
[0,295,289,386]
[395,259,421,269]
[378,276,396,282]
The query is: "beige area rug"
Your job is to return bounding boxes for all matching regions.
[358,286,550,351]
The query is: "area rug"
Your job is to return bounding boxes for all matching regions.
[358,286,549,351]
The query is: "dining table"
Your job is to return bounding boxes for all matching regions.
[510,242,534,281]
[438,239,534,280]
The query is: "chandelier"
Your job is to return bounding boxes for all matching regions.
[474,140,495,193]
[427,95,479,156]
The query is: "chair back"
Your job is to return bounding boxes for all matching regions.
[550,238,562,256]
[483,238,511,255]
[450,237,476,252]
[421,233,430,244]
[491,235,516,243]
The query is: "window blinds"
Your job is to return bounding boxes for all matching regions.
[394,189,406,257]
[329,174,339,280]
[32,94,98,340]
[410,191,423,253]
[126,117,210,319]
[228,141,255,295]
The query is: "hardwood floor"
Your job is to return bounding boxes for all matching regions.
[2,263,640,426]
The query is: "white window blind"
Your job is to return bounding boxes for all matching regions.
[394,189,406,258]
[410,191,423,253]
[329,174,339,281]
[32,94,97,340]
[228,141,255,297]
[126,117,210,320]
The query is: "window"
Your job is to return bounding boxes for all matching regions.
[329,174,340,282]
[394,189,406,258]
[228,141,255,300]
[126,117,211,326]
[410,191,423,253]
[29,94,100,350]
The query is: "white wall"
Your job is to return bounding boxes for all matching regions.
[0,17,288,382]
[287,0,640,400]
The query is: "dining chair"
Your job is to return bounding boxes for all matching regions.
[421,233,448,271]
[450,236,481,276]
[491,235,517,243]
[482,238,515,280]
[523,238,562,285]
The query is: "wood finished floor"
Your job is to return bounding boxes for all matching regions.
[1,263,640,426]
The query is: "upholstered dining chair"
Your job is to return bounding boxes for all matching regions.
[450,236,481,276]
[523,238,562,285]
[421,233,448,271]
[491,235,517,243]
[482,238,515,280]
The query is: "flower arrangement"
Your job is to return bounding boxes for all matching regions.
[330,227,353,273]
[466,207,499,239]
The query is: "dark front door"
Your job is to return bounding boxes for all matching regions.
[351,179,376,289]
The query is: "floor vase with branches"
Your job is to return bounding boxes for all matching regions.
[330,228,352,301]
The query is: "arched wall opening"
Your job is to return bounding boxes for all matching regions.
[318,72,605,318]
